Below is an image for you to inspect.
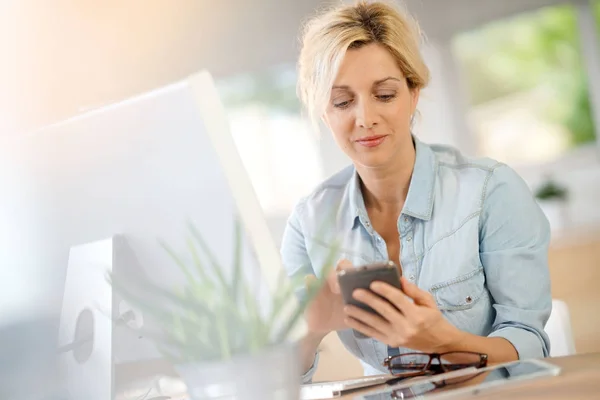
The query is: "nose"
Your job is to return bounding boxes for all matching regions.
[355,98,378,129]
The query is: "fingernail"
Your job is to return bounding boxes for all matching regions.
[338,258,352,268]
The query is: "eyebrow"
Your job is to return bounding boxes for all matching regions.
[332,76,402,90]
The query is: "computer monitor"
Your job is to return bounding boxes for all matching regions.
[0,70,300,399]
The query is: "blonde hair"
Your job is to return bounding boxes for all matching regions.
[297,0,430,129]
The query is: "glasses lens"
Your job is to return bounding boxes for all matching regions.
[437,352,485,371]
[388,353,431,375]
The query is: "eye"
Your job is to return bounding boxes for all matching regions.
[333,99,352,109]
[376,94,396,102]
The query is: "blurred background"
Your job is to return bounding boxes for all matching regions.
[1,0,599,388]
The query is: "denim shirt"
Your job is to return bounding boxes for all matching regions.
[280,137,552,382]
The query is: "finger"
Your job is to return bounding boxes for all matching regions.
[400,277,437,307]
[344,316,389,343]
[343,304,391,332]
[328,258,353,294]
[337,258,353,269]
[370,281,417,315]
[352,289,407,325]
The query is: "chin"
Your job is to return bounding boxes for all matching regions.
[353,151,394,169]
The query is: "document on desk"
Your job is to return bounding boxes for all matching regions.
[299,375,402,399]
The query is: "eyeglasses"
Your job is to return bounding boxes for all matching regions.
[383,351,488,377]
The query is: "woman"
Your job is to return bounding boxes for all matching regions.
[280,1,552,382]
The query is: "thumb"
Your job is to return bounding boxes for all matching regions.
[328,258,353,294]
[401,276,436,307]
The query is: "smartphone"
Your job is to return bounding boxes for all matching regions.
[337,260,402,315]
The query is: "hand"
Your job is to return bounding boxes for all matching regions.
[342,276,462,352]
[303,259,353,334]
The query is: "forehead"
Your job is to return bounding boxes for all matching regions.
[332,43,404,88]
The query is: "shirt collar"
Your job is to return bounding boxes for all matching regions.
[348,136,438,226]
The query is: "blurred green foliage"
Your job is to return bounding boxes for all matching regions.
[108,218,338,364]
[217,65,301,114]
[453,2,600,147]
[534,177,568,201]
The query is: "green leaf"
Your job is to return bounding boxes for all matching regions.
[216,311,232,360]
[265,272,305,335]
[231,216,243,303]
[273,240,340,343]
[186,237,212,284]
[159,239,197,285]
[188,221,230,291]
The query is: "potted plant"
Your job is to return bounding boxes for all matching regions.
[534,176,569,231]
[107,218,336,400]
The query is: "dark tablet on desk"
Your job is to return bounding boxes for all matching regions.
[356,359,561,400]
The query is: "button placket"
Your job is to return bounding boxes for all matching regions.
[374,234,387,260]
[399,214,416,283]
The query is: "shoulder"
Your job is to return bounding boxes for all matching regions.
[289,164,354,221]
[428,141,529,197]
[422,140,539,221]
[429,142,500,172]
[424,141,548,243]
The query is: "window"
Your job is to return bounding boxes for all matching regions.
[452,4,599,166]
[216,65,324,216]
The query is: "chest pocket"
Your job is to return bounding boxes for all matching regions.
[430,267,486,311]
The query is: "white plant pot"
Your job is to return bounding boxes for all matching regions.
[175,343,301,400]
[538,199,568,232]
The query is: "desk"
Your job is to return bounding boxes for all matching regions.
[339,352,600,399]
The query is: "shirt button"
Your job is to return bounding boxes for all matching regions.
[365,221,371,227]
[407,236,412,242]
[409,274,415,281]
[404,216,409,223]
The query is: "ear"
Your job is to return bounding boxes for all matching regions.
[410,88,421,114]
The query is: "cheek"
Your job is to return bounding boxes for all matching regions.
[383,103,411,130]
[326,112,354,139]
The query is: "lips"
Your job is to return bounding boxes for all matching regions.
[355,135,387,148]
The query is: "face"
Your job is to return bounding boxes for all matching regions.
[323,43,420,169]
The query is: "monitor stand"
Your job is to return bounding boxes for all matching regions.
[58,236,167,400]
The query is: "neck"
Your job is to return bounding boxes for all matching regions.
[356,142,416,214]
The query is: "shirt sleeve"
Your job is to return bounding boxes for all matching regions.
[280,199,320,383]
[479,163,552,359]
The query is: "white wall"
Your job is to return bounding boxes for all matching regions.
[516,145,600,234]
